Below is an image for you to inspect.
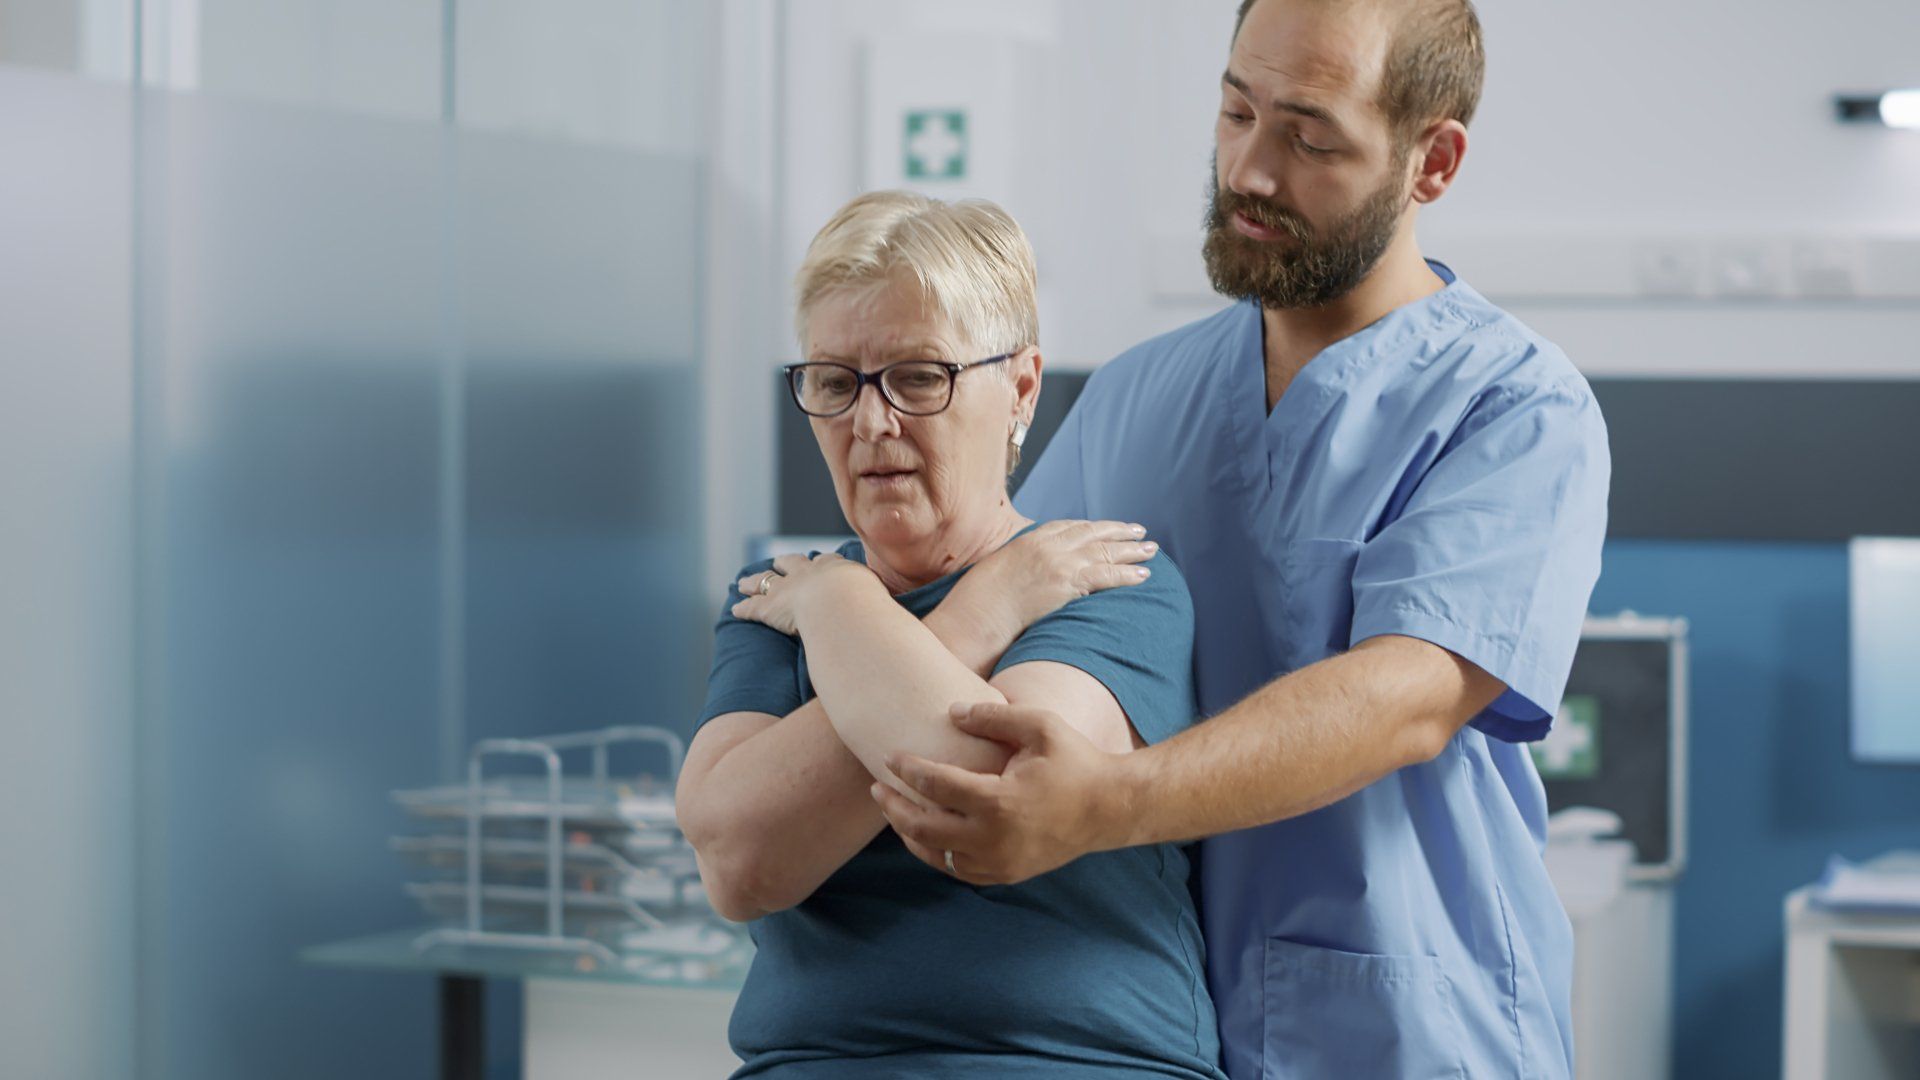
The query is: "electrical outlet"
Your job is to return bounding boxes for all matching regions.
[1789,238,1859,299]
[1708,239,1788,298]
[1632,240,1705,298]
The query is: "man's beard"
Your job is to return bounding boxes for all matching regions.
[1202,160,1409,309]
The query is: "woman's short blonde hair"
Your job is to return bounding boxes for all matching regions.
[794,191,1039,359]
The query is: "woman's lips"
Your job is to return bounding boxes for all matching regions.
[859,469,916,487]
[1231,210,1286,242]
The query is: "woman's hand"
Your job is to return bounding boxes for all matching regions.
[933,520,1158,670]
[732,552,881,637]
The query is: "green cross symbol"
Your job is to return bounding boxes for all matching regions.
[1531,694,1602,780]
[904,110,968,180]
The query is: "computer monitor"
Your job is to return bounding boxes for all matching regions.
[1851,537,1920,764]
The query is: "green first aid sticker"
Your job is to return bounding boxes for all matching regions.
[1532,695,1601,780]
[904,110,968,180]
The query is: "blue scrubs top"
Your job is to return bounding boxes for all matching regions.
[1016,261,1609,1079]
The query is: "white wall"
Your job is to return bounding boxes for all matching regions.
[775,0,1920,376]
[0,0,80,68]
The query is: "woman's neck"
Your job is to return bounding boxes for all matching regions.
[863,506,1029,595]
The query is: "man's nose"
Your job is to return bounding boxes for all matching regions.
[1222,137,1282,201]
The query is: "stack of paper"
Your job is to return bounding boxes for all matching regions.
[1810,851,1920,912]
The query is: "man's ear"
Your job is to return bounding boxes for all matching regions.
[1409,119,1468,205]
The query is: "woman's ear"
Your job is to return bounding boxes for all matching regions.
[1013,346,1043,421]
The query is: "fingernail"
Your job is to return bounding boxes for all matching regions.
[1136,567,1151,578]
[1131,524,1146,537]
[1142,541,1158,553]
[869,783,884,801]
[949,702,968,718]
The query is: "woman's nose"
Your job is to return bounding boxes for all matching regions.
[849,379,901,440]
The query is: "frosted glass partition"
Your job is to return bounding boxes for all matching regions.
[141,90,448,1080]
[457,130,709,750]
[191,0,442,120]
[454,0,708,153]
[1,2,714,1074]
[0,64,137,1080]
[140,98,710,1080]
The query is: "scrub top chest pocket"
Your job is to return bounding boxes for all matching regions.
[1272,538,1364,673]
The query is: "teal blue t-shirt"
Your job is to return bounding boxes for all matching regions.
[697,528,1224,1079]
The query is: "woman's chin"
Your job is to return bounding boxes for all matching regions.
[852,506,933,550]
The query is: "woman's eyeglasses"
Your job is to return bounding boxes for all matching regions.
[782,353,1013,418]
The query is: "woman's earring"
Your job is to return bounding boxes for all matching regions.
[1011,420,1030,448]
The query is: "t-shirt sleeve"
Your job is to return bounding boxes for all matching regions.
[695,558,806,730]
[1013,396,1090,521]
[991,550,1198,746]
[1349,376,1611,743]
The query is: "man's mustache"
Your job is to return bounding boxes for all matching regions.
[1212,190,1312,241]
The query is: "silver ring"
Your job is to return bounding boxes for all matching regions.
[944,849,957,876]
[756,571,778,597]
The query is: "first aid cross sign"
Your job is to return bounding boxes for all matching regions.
[904,110,968,181]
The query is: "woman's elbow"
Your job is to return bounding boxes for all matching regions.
[703,870,771,924]
[682,823,801,922]
[696,847,812,923]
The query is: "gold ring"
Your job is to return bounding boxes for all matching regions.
[757,571,777,596]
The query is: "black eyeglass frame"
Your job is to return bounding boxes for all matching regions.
[781,352,1016,418]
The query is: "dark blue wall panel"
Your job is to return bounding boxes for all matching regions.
[1590,540,1920,1080]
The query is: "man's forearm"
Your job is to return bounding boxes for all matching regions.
[1103,635,1503,848]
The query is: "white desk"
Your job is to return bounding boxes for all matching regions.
[1783,887,1920,1079]
[525,978,739,1078]
[302,928,744,1079]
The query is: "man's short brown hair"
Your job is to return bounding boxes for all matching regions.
[1233,0,1485,142]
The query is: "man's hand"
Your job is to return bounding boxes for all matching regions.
[935,520,1157,662]
[871,701,1132,885]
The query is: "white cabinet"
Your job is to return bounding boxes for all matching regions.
[1782,887,1920,1079]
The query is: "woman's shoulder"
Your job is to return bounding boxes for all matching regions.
[1018,520,1194,616]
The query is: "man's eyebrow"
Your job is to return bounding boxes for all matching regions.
[1221,69,1344,131]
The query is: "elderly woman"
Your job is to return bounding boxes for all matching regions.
[676,191,1225,1079]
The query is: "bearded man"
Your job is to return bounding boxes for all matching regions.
[874,1,1610,1076]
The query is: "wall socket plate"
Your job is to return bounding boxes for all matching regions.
[1708,238,1789,298]
[1790,238,1860,298]
[1632,240,1707,298]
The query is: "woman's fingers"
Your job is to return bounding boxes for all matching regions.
[1099,539,1158,565]
[1084,519,1149,543]
[1077,522,1154,565]
[1080,561,1153,594]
